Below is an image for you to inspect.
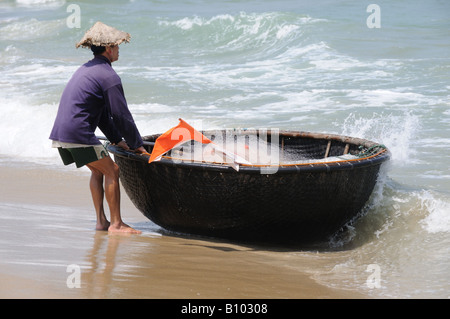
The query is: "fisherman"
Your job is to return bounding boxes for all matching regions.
[49,21,144,234]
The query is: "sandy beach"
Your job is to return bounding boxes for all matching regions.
[0,162,365,299]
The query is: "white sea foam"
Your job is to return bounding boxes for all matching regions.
[15,0,66,7]
[0,18,65,41]
[0,97,59,163]
[419,191,450,234]
[340,112,421,166]
[156,11,311,59]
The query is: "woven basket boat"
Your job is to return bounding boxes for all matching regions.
[107,129,390,244]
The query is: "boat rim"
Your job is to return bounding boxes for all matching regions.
[107,130,391,173]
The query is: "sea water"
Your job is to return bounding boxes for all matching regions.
[0,0,449,297]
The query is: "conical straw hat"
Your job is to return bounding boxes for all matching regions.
[76,21,131,48]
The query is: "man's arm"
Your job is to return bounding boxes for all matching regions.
[104,83,144,150]
[97,106,123,145]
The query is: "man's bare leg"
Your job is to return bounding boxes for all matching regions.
[87,156,141,234]
[88,166,110,230]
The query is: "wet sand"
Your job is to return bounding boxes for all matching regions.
[0,163,365,299]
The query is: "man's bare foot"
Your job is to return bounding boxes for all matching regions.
[96,220,110,231]
[108,222,142,234]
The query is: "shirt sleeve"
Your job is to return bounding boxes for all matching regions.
[97,106,123,145]
[104,83,144,149]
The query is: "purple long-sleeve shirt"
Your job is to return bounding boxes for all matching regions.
[49,55,143,149]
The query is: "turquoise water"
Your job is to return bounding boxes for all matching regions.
[1,0,449,297]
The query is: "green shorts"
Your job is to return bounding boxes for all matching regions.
[57,144,109,168]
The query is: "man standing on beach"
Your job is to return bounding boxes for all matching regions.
[49,22,144,234]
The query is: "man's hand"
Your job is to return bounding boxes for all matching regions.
[116,141,147,155]
[134,146,147,154]
[117,140,130,150]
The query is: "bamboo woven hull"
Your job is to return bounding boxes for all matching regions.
[108,130,390,244]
